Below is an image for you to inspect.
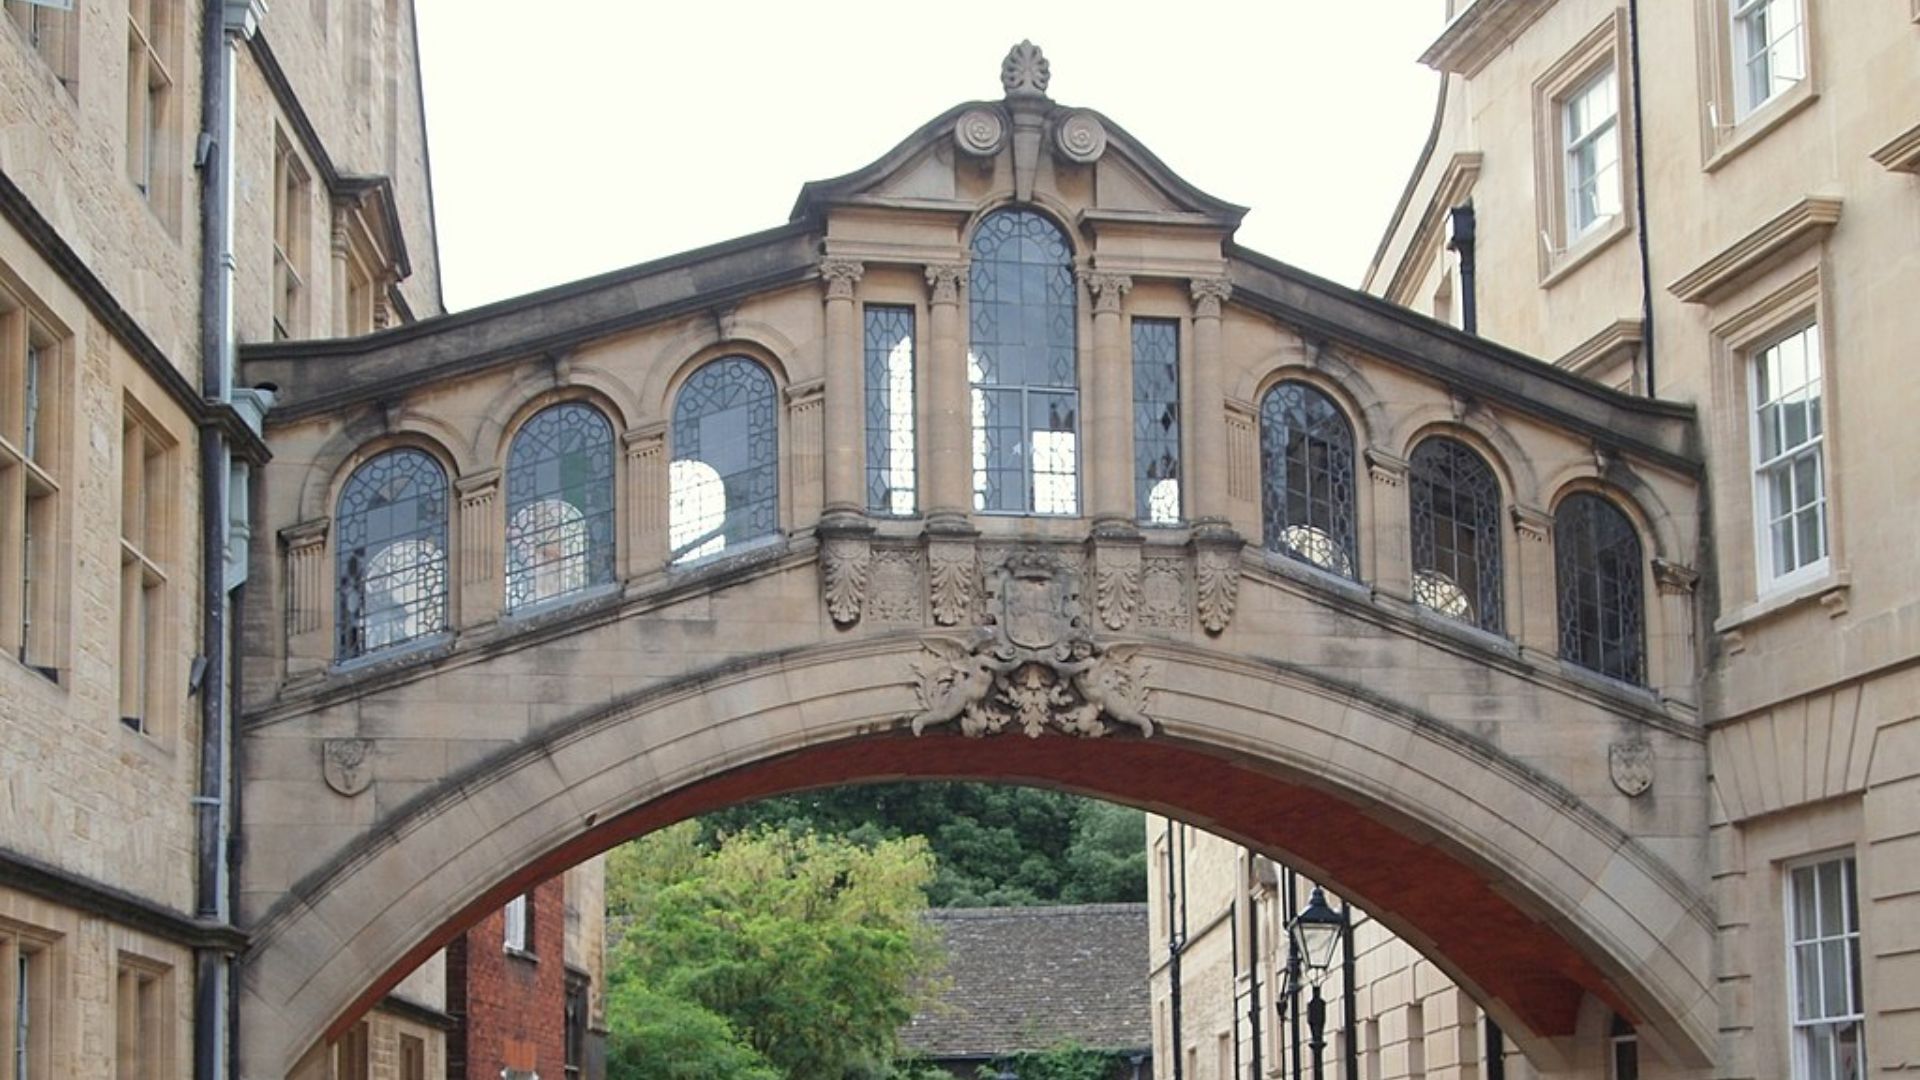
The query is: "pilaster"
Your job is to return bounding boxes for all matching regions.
[1652,558,1700,706]
[787,379,826,530]
[1084,271,1133,528]
[282,518,330,676]
[455,469,502,627]
[1189,277,1233,527]
[924,263,971,527]
[1510,503,1555,660]
[820,258,865,522]
[623,424,667,574]
[1365,448,1412,602]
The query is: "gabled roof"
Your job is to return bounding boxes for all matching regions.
[902,904,1151,1061]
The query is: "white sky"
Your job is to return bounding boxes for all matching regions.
[414,2,1445,313]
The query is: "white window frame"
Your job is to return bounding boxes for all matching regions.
[1731,0,1807,120]
[1785,853,1865,1080]
[1748,321,1827,593]
[1562,65,1621,241]
[503,893,529,954]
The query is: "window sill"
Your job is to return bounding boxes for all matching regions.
[1704,84,1818,174]
[1540,212,1632,288]
[1409,605,1521,660]
[503,583,621,624]
[667,533,787,574]
[1259,547,1370,605]
[1713,567,1849,636]
[504,946,538,964]
[1552,658,1658,707]
[330,631,455,675]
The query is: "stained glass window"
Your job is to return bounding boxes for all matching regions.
[865,305,916,515]
[968,208,1078,515]
[1410,438,1504,633]
[1260,382,1357,579]
[335,448,448,658]
[1133,318,1180,524]
[505,403,615,610]
[1554,492,1645,683]
[671,357,778,563]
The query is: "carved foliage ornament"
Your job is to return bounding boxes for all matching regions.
[1095,560,1139,631]
[928,543,976,626]
[821,536,871,627]
[1001,40,1050,97]
[1195,544,1240,635]
[908,551,1153,739]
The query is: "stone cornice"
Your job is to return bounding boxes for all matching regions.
[0,846,248,952]
[1870,119,1920,174]
[1384,150,1483,307]
[1669,196,1843,304]
[1420,0,1553,76]
[1555,318,1644,379]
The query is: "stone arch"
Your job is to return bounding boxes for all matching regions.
[638,322,800,418]
[472,363,635,471]
[296,406,473,526]
[1393,406,1542,510]
[1543,461,1684,566]
[961,195,1086,260]
[1236,342,1392,453]
[237,637,1715,1080]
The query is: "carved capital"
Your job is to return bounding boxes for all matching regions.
[281,517,330,552]
[1511,505,1552,544]
[1651,558,1700,596]
[820,258,865,302]
[455,469,501,507]
[926,263,967,307]
[1364,448,1409,487]
[1083,271,1133,315]
[1190,277,1233,318]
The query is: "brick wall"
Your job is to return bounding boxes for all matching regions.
[448,875,568,1080]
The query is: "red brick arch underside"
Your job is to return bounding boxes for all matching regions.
[331,732,1626,1050]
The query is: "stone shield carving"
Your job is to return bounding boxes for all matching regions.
[322,738,373,797]
[907,551,1153,739]
[1609,740,1654,798]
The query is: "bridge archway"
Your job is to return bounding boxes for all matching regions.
[240,635,1712,1080]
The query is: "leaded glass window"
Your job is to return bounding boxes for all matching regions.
[1260,382,1357,579]
[1554,492,1645,683]
[865,305,916,515]
[1409,438,1503,633]
[968,208,1079,515]
[670,357,778,563]
[505,403,616,610]
[335,448,448,658]
[1133,318,1180,524]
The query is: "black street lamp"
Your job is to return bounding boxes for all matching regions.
[1288,886,1346,1080]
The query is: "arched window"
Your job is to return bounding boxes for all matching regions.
[1554,492,1646,683]
[1409,438,1503,633]
[335,448,448,658]
[1260,382,1358,578]
[670,357,778,563]
[505,403,616,610]
[968,208,1078,515]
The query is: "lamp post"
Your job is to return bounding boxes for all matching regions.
[1288,886,1346,1080]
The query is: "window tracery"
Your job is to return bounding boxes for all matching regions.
[335,448,448,657]
[1409,438,1503,633]
[670,357,778,563]
[1554,491,1645,683]
[1259,382,1357,579]
[505,403,615,609]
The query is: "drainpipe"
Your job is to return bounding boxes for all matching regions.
[1340,900,1357,1080]
[1166,820,1187,1080]
[1447,203,1477,336]
[195,4,265,1079]
[1626,0,1656,395]
[1484,1018,1507,1080]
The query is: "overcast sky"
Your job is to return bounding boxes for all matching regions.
[414,3,1445,312]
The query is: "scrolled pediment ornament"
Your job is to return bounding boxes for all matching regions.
[1054,110,1108,164]
[907,551,1154,739]
[954,107,1007,159]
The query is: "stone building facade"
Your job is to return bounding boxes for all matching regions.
[0,1,557,1077]
[1153,2,1919,1079]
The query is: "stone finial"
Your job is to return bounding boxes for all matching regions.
[1002,40,1050,98]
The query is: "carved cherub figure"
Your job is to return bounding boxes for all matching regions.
[910,639,1007,736]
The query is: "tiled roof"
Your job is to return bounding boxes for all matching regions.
[902,904,1152,1059]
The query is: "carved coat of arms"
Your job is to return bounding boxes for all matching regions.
[1609,739,1654,798]
[323,738,373,797]
[907,551,1154,739]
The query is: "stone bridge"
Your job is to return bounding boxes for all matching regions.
[235,49,1712,1079]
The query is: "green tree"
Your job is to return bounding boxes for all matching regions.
[699,782,1147,907]
[606,822,945,1080]
[602,982,779,1080]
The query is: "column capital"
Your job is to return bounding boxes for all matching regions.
[926,263,967,306]
[1190,277,1233,318]
[1082,271,1133,314]
[819,258,865,301]
[1652,558,1700,596]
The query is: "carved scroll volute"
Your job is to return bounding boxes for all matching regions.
[820,527,873,628]
[624,424,667,574]
[1193,533,1244,635]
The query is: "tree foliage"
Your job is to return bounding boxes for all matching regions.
[605,822,946,1080]
[698,782,1147,907]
